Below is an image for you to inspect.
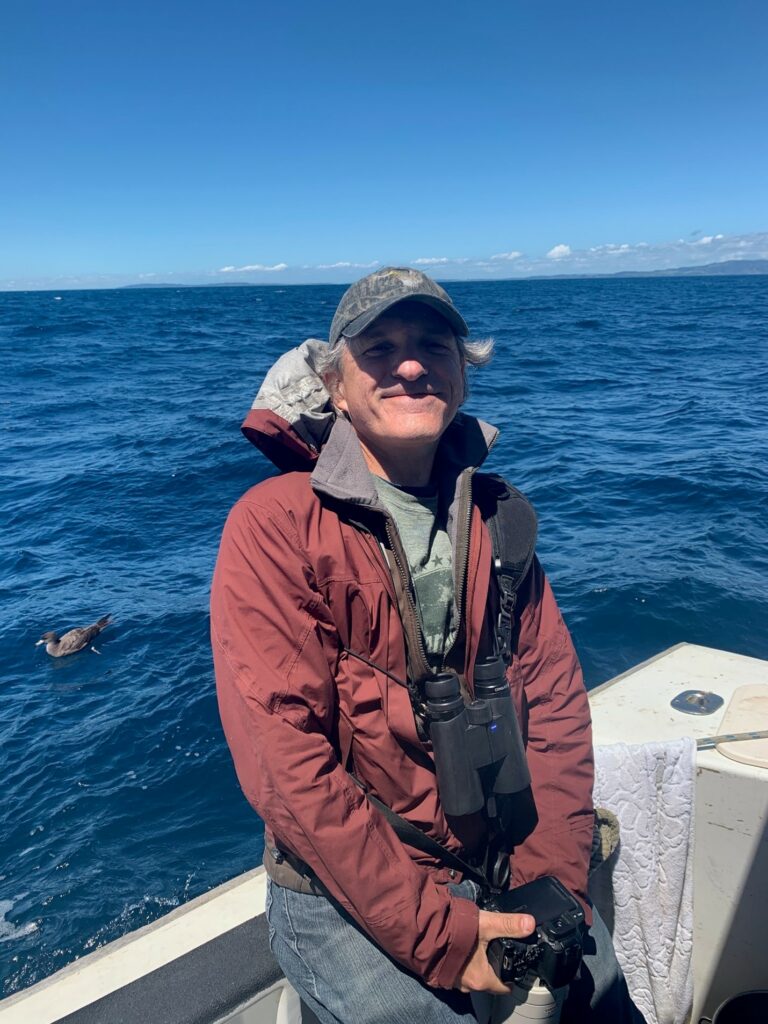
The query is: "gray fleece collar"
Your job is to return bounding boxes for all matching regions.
[310,413,498,507]
[311,417,382,507]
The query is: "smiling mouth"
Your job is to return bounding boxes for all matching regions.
[386,391,440,399]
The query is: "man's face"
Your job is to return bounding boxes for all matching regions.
[331,301,464,471]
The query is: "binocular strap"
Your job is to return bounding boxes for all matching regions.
[353,777,495,892]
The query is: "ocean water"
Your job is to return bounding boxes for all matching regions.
[1,277,767,995]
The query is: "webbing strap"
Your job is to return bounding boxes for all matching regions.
[477,474,538,662]
[494,567,519,664]
[355,780,494,891]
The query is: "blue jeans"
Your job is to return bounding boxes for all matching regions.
[265,879,645,1024]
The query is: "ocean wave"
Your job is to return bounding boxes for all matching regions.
[0,900,38,944]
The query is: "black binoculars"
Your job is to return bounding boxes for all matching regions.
[425,655,537,847]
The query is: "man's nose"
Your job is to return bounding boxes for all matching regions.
[392,355,428,380]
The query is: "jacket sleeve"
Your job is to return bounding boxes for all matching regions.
[210,496,479,989]
[509,556,595,922]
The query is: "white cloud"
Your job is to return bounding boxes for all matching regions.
[218,262,288,273]
[694,234,725,246]
[546,244,571,260]
[490,251,522,261]
[588,243,633,255]
[315,260,379,270]
[411,256,469,265]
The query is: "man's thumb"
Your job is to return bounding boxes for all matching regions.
[479,909,536,942]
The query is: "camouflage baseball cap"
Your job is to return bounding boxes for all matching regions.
[328,267,469,348]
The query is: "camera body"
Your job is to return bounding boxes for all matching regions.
[484,876,585,990]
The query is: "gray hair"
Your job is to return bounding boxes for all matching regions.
[316,333,494,403]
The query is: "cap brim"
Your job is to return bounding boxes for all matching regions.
[341,293,469,341]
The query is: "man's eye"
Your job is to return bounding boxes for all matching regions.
[363,343,391,356]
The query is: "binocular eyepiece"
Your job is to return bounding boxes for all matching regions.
[425,656,537,846]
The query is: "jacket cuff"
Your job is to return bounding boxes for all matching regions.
[432,893,479,989]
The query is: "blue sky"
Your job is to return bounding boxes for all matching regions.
[2,0,767,289]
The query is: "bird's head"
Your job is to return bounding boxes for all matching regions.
[36,631,58,646]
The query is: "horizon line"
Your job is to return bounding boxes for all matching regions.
[2,256,768,294]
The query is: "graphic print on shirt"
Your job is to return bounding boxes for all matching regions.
[374,476,458,667]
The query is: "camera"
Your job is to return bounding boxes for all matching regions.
[484,876,585,990]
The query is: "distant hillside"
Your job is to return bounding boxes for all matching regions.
[122,281,257,288]
[545,259,768,280]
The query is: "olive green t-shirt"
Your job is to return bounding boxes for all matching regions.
[374,476,458,668]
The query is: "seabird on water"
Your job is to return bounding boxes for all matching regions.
[36,615,113,657]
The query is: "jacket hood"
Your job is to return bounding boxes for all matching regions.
[241,339,499,485]
[241,339,333,472]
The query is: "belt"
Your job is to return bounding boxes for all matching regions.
[262,843,330,897]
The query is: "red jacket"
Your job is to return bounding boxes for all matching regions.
[211,347,594,989]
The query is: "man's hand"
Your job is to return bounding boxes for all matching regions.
[457,909,536,994]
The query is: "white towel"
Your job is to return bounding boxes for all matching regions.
[591,739,696,1024]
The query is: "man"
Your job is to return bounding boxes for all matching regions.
[211,267,639,1022]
